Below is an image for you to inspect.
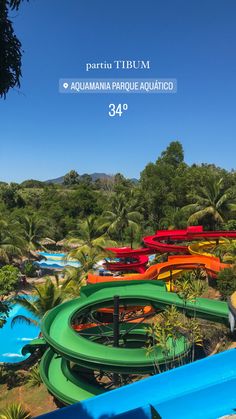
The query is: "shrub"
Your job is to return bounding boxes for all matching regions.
[27,365,42,387]
[0,403,31,419]
[216,267,236,300]
[0,265,20,296]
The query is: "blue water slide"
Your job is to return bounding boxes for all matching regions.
[36,349,236,419]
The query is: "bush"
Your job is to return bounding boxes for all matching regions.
[0,265,20,296]
[216,267,236,300]
[0,403,31,419]
[22,261,37,277]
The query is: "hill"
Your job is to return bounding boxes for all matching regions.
[46,173,138,184]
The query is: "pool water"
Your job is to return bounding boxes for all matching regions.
[0,300,39,363]
[38,252,67,259]
[36,252,81,269]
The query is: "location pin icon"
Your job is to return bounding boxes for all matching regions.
[63,82,69,89]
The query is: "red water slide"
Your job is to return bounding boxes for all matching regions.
[103,226,236,274]
[143,226,236,253]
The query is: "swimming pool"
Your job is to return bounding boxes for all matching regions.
[36,252,81,269]
[38,252,68,259]
[0,299,39,363]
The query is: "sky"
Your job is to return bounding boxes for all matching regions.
[0,0,236,182]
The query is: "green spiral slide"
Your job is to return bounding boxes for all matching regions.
[36,280,229,405]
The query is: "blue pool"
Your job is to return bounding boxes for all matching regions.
[38,252,68,259]
[0,300,39,363]
[36,252,81,270]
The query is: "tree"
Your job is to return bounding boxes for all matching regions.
[182,177,236,229]
[0,1,29,98]
[63,170,80,186]
[125,223,141,249]
[159,141,184,167]
[0,265,20,296]
[11,276,76,327]
[20,179,46,188]
[101,193,142,245]
[68,215,117,256]
[0,219,25,263]
[65,248,106,284]
[158,207,186,230]
[66,216,117,279]
[19,214,47,252]
[1,186,25,209]
[140,142,186,228]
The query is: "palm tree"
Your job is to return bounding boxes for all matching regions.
[182,177,236,229]
[158,207,186,230]
[65,243,116,284]
[11,276,77,327]
[68,216,117,253]
[101,193,143,246]
[64,217,117,283]
[0,219,25,263]
[19,215,48,253]
[0,403,31,419]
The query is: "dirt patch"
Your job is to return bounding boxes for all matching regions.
[0,383,57,417]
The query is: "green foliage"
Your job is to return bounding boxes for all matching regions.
[0,403,31,419]
[27,365,42,387]
[20,180,45,188]
[182,176,236,229]
[146,305,203,368]
[66,216,117,280]
[175,271,207,302]
[146,306,183,358]
[0,219,25,262]
[11,275,80,327]
[216,268,236,300]
[63,170,80,185]
[0,1,23,98]
[101,192,143,245]
[0,265,20,296]
[0,141,236,246]
[1,186,25,209]
[0,300,10,328]
[160,141,184,167]
[214,238,236,264]
[19,214,48,251]
[22,261,37,277]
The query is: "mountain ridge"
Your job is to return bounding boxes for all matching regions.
[46,172,138,184]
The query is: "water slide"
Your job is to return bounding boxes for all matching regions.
[104,254,149,273]
[37,280,229,405]
[143,225,236,253]
[87,254,229,285]
[103,225,236,275]
[36,348,236,419]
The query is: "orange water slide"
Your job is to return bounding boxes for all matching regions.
[87,254,229,285]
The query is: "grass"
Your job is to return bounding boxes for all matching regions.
[0,382,57,417]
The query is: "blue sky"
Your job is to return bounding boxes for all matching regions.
[0,0,236,182]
